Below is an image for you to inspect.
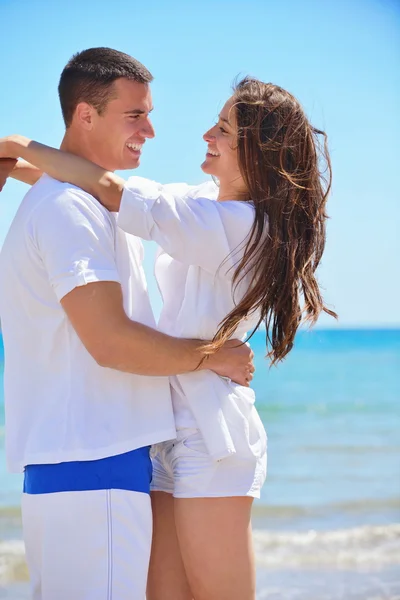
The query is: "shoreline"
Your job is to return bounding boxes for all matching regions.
[2,566,400,600]
[1,522,400,599]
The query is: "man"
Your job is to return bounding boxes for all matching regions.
[0,48,252,599]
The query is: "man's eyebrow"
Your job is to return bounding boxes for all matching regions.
[124,107,154,115]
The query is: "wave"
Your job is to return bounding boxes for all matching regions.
[1,524,399,585]
[0,539,28,585]
[253,523,400,569]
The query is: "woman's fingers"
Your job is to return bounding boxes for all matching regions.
[0,158,17,192]
[245,369,254,385]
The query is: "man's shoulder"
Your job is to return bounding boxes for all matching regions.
[28,174,97,204]
[26,175,112,225]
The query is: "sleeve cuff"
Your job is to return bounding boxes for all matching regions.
[117,177,161,238]
[53,269,121,302]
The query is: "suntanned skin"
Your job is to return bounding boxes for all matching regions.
[61,280,254,380]
[0,158,18,190]
[0,157,41,188]
[2,136,124,208]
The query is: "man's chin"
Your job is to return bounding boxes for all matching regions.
[120,158,140,171]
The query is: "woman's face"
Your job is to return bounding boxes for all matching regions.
[201,97,246,193]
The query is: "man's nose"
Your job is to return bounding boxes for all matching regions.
[142,117,155,139]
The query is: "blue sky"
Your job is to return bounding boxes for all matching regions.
[0,0,399,326]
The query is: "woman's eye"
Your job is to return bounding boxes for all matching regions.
[219,127,227,134]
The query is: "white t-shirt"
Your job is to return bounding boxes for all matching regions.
[0,175,176,473]
[118,177,267,461]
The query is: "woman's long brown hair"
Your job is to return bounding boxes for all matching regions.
[206,77,336,364]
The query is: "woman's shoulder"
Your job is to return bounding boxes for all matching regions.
[182,180,219,200]
[217,199,257,231]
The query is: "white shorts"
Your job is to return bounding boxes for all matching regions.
[151,428,267,498]
[21,488,152,600]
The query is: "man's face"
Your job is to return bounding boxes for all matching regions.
[89,78,155,171]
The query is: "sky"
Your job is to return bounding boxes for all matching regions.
[0,0,399,327]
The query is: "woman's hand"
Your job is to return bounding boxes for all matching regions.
[206,340,255,387]
[0,134,42,187]
[0,136,43,188]
[0,136,16,159]
[0,135,28,159]
[0,158,17,192]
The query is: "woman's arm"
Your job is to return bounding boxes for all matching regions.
[11,159,43,185]
[0,135,254,276]
[0,134,124,208]
[0,158,17,192]
[117,178,255,274]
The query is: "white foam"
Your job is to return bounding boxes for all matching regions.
[1,524,399,586]
[253,523,400,568]
[0,540,26,585]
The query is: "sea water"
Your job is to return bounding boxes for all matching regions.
[1,328,399,599]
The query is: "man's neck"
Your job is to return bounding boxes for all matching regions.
[60,131,114,172]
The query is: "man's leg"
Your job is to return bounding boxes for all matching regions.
[22,488,152,600]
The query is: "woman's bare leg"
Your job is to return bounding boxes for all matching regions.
[174,496,255,600]
[147,491,193,600]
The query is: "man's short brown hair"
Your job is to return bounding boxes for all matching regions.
[58,47,153,127]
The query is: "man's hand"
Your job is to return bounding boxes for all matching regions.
[0,158,17,192]
[207,340,255,387]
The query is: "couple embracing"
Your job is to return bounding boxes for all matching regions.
[0,46,334,599]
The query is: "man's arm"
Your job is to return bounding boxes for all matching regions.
[61,281,253,384]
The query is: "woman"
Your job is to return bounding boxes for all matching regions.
[0,77,335,600]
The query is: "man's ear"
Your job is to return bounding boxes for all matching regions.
[74,102,96,131]
[0,158,18,192]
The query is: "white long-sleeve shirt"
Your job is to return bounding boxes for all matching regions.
[118,177,267,461]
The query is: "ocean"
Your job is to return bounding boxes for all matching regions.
[1,328,399,599]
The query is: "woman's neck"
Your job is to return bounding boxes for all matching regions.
[217,183,250,202]
[217,177,250,202]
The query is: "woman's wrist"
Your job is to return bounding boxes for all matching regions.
[99,171,125,212]
[6,135,31,159]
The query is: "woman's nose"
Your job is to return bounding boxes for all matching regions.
[203,128,216,143]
